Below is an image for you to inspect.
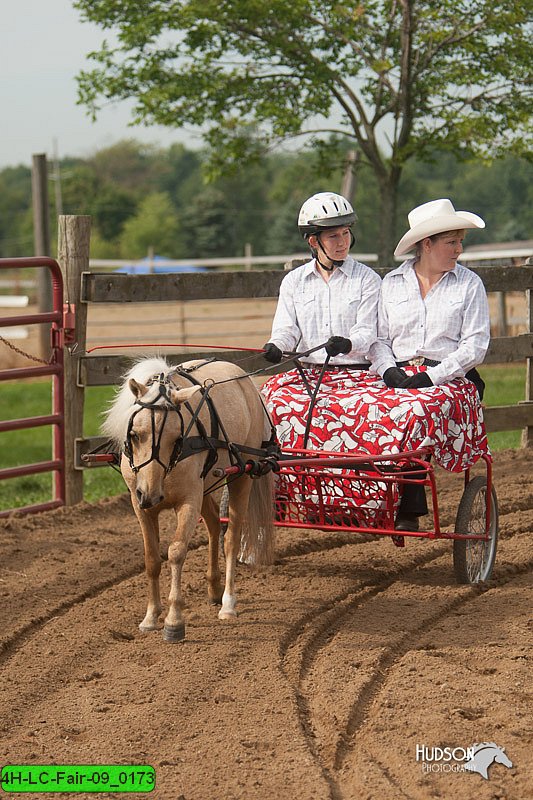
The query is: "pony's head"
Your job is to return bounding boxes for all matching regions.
[102,357,202,509]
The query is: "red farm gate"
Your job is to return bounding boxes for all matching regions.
[0,257,66,516]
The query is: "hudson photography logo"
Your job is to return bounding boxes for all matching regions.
[416,741,513,779]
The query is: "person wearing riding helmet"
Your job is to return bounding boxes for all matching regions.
[261,195,490,540]
[262,191,380,367]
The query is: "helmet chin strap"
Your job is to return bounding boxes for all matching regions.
[316,253,339,271]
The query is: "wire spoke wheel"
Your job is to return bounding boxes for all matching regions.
[453,475,498,584]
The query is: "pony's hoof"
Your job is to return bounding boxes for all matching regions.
[139,623,158,633]
[209,596,223,606]
[218,609,238,621]
[163,623,185,643]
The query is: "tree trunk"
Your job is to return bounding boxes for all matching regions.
[376,171,401,268]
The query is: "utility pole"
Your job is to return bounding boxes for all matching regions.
[341,149,359,205]
[31,153,52,358]
[51,139,63,216]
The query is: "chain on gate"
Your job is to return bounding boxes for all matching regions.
[0,333,55,365]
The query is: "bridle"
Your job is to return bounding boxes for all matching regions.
[124,374,185,475]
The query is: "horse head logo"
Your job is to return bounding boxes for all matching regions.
[464,743,513,780]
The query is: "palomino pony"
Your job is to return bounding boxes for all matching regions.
[102,356,276,642]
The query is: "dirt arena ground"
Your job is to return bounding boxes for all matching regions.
[0,447,531,800]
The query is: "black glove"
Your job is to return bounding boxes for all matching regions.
[262,342,283,363]
[383,367,409,388]
[325,336,352,357]
[400,372,433,389]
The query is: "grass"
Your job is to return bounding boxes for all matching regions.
[0,383,125,511]
[478,364,527,450]
[0,365,528,512]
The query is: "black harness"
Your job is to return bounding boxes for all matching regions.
[123,363,279,484]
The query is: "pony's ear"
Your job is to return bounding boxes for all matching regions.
[168,385,202,406]
[129,378,149,398]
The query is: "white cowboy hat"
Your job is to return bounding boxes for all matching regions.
[394,198,485,257]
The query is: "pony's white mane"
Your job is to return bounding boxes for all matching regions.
[102,357,171,446]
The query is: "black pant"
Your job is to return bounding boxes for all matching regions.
[398,368,485,518]
[465,367,485,400]
[398,466,429,517]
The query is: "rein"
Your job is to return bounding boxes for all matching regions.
[120,342,331,481]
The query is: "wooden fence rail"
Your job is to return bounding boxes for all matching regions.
[57,216,532,505]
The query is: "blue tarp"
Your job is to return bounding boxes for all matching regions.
[114,255,207,274]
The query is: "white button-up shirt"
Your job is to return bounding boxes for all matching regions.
[268,256,381,364]
[369,258,490,384]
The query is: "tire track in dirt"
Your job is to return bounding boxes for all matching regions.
[0,525,215,662]
[276,543,450,799]
[0,560,146,662]
[333,559,533,761]
[277,523,533,800]
[333,559,533,800]
[0,525,365,667]
[0,448,530,800]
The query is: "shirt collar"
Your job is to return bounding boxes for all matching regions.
[303,255,355,279]
[394,257,459,282]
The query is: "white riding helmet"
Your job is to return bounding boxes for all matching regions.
[298,192,357,238]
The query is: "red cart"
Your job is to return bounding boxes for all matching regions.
[268,445,498,584]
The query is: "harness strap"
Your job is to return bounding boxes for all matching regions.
[172,367,222,478]
[126,361,281,482]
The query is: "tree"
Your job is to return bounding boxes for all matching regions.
[180,186,236,258]
[119,191,181,257]
[0,166,33,257]
[75,0,532,264]
[89,139,166,192]
[92,184,138,241]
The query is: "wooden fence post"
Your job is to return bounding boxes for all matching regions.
[58,215,91,504]
[521,287,533,447]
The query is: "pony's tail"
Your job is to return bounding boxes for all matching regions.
[239,472,276,567]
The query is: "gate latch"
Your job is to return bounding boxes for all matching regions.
[63,303,76,345]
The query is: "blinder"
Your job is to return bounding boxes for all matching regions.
[124,374,185,475]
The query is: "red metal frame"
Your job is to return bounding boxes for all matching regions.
[216,447,494,542]
[88,445,494,542]
[0,257,65,516]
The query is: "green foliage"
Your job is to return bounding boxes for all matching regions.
[0,166,34,257]
[119,191,181,257]
[90,139,167,191]
[395,152,533,249]
[0,138,532,261]
[92,185,138,240]
[479,365,527,451]
[73,0,533,263]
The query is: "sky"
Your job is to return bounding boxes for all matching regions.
[0,0,200,169]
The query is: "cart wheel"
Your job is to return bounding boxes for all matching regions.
[453,475,498,584]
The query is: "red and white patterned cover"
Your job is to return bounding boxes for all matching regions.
[262,367,490,526]
[262,366,489,472]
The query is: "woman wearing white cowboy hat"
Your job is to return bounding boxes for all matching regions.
[369,198,491,531]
